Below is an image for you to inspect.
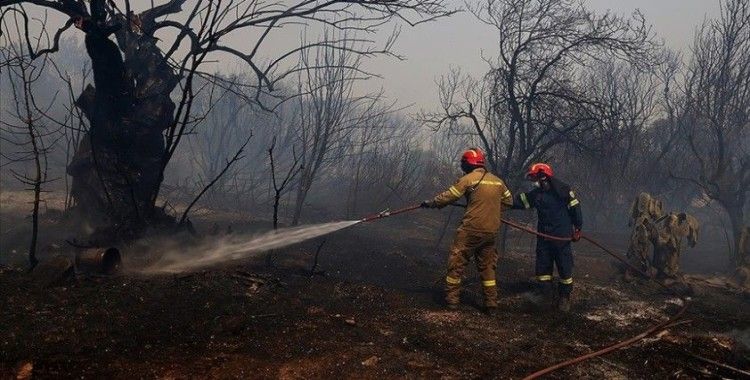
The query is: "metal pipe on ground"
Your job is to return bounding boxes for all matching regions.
[75,247,122,274]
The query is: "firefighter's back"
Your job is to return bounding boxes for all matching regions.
[461,169,509,233]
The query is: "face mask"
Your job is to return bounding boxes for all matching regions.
[532,181,541,188]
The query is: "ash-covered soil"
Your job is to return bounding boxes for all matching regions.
[1,214,749,379]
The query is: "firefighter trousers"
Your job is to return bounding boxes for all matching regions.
[445,229,498,307]
[535,239,573,297]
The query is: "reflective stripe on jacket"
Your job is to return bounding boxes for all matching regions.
[433,168,513,233]
[513,178,583,238]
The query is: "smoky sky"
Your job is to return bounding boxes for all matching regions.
[372,0,721,110]
[6,0,720,110]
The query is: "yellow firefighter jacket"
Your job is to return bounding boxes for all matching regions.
[432,168,513,233]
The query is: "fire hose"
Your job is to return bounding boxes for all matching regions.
[500,218,690,380]
[361,203,690,379]
[359,205,424,223]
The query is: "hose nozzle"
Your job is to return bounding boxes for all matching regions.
[359,205,421,223]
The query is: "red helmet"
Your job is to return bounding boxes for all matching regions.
[527,163,553,179]
[461,148,485,167]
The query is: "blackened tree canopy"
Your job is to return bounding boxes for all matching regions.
[0,0,452,243]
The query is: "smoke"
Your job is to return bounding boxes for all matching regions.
[136,220,361,274]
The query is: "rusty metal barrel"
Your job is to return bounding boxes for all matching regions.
[75,247,122,274]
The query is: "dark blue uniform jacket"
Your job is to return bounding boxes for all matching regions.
[512,178,583,239]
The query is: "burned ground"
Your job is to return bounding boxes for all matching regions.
[1,208,749,379]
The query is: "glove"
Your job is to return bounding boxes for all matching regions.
[572,228,582,242]
[420,200,435,209]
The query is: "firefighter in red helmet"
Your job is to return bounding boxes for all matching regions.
[421,148,513,314]
[512,163,583,312]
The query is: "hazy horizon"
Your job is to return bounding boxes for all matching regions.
[371,0,721,111]
[3,0,721,111]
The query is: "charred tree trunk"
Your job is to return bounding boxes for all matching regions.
[722,200,747,265]
[28,123,41,270]
[292,179,312,226]
[67,2,177,242]
[23,70,43,270]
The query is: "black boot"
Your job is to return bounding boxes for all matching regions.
[540,281,554,301]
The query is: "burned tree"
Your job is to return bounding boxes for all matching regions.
[342,105,400,218]
[290,32,397,225]
[668,0,750,262]
[0,15,61,269]
[265,136,303,267]
[421,0,657,186]
[178,136,252,226]
[0,0,452,242]
[567,58,664,226]
[354,121,436,209]
[268,136,303,230]
[184,76,266,210]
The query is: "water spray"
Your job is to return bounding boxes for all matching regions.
[134,200,689,378]
[138,204,423,274]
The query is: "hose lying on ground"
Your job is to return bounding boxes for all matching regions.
[499,217,691,380]
[369,204,691,378]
